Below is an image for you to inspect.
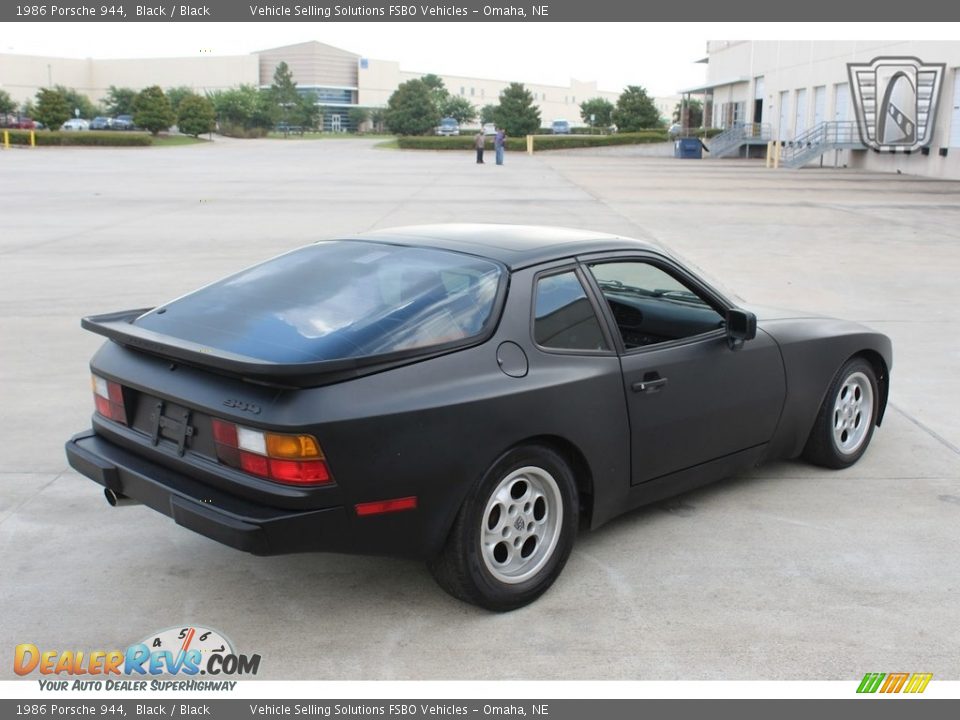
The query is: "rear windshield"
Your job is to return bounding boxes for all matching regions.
[135,241,504,363]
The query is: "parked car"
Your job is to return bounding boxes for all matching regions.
[436,117,460,136]
[1,115,37,129]
[66,224,891,611]
[61,118,90,131]
[90,117,113,131]
[482,122,497,136]
[551,119,571,134]
[112,115,135,131]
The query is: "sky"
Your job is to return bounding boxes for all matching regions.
[4,22,958,97]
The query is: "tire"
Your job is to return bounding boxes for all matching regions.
[803,357,879,469]
[428,445,579,612]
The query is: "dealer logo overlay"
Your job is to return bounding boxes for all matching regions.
[857,672,932,694]
[848,56,946,152]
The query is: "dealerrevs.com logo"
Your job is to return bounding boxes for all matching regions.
[848,56,946,153]
[857,672,933,694]
[14,626,260,691]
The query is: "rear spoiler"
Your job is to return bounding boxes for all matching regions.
[81,309,461,388]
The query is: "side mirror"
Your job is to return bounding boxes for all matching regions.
[725,308,757,348]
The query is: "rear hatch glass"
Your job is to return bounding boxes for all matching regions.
[134,241,503,363]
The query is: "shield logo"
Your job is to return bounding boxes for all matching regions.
[848,56,945,152]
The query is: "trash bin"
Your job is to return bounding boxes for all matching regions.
[674,137,703,159]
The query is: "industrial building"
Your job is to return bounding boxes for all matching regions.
[685,40,960,178]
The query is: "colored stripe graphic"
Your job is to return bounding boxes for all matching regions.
[857,672,932,694]
[880,672,910,693]
[904,673,933,694]
[857,673,885,693]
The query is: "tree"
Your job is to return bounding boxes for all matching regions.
[420,73,449,110]
[493,82,540,137]
[673,98,704,128]
[479,104,498,124]
[385,79,440,136]
[369,108,386,133]
[347,107,369,132]
[269,62,300,133]
[0,89,16,115]
[580,97,614,129]
[34,88,71,130]
[177,94,216,137]
[103,86,137,116]
[209,85,276,136]
[166,86,195,114]
[54,85,99,119]
[133,86,176,135]
[440,95,477,124]
[612,85,662,132]
[293,92,319,131]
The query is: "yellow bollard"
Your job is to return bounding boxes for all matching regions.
[765,141,772,168]
[2,130,8,150]
[526,134,534,155]
[774,140,781,169]
[30,130,36,148]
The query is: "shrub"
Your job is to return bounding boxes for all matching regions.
[4,130,153,146]
[395,131,670,152]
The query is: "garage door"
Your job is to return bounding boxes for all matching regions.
[779,90,790,140]
[795,89,808,136]
[813,86,826,127]
[834,82,849,122]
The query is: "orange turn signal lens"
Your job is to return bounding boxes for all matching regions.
[265,433,321,459]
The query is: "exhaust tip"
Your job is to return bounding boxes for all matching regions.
[104,488,138,507]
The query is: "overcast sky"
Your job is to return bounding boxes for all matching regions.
[4,22,957,96]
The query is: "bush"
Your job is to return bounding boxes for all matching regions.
[395,131,669,152]
[4,130,152,146]
[217,122,269,138]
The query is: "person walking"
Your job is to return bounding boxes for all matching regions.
[474,130,485,164]
[494,127,506,165]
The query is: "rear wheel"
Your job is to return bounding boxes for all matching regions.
[428,446,578,611]
[803,357,879,468]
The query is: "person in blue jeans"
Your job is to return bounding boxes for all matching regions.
[494,128,506,165]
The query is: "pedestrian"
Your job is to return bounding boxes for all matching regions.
[474,130,485,164]
[495,127,506,165]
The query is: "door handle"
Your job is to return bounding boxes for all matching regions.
[632,377,668,393]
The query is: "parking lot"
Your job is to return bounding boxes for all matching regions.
[1,138,958,680]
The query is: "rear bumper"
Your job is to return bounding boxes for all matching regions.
[65,430,350,556]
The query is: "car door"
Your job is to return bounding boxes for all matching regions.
[582,255,786,485]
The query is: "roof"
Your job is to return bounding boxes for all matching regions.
[349,224,661,270]
[679,76,750,94]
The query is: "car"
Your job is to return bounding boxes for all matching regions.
[61,118,90,131]
[112,115,135,131]
[436,117,460,136]
[1,115,37,129]
[482,123,497,136]
[65,224,892,611]
[551,119,571,134]
[90,116,113,131]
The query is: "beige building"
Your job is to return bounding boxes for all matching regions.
[687,40,960,179]
[1,40,633,131]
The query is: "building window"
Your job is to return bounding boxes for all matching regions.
[460,86,465,96]
[471,87,475,96]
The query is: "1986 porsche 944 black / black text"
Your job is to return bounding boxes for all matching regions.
[66,225,892,610]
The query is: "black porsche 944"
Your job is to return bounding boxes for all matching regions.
[66,224,892,611]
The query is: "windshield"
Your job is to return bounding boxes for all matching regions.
[135,241,504,363]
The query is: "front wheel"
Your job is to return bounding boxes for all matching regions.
[428,446,579,612]
[803,357,879,469]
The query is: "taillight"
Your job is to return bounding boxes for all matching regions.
[210,419,332,486]
[91,374,127,425]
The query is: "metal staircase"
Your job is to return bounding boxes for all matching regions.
[708,122,772,158]
[779,121,865,168]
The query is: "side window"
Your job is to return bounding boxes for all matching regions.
[534,271,609,351]
[588,261,724,350]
